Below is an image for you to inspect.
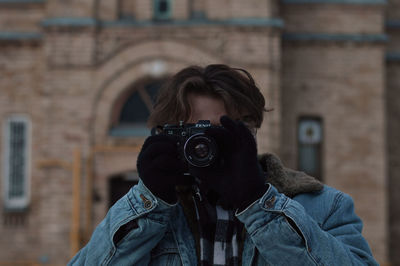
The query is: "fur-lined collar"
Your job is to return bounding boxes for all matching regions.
[258,153,323,197]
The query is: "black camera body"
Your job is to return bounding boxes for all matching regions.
[154,120,221,168]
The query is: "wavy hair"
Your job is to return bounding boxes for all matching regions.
[147,64,268,128]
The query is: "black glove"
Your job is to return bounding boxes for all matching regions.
[189,116,268,211]
[137,135,189,204]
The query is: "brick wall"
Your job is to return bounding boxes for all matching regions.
[387,29,400,53]
[206,0,275,19]
[281,4,388,261]
[281,42,387,262]
[0,3,44,32]
[387,63,400,265]
[283,4,384,34]
[45,0,94,18]
[0,0,393,264]
[386,0,400,264]
[0,43,48,262]
[387,0,400,21]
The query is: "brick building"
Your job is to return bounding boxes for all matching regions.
[0,0,397,264]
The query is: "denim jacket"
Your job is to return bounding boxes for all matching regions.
[69,154,378,266]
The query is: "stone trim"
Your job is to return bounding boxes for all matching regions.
[0,32,42,45]
[282,0,386,4]
[103,17,284,28]
[41,17,97,27]
[40,17,284,29]
[282,33,388,43]
[0,0,44,3]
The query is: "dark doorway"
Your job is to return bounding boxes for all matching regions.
[108,171,139,208]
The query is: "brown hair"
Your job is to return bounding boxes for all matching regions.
[147,64,268,128]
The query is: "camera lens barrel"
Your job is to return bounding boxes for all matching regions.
[183,133,217,167]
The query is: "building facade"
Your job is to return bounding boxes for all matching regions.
[0,0,397,264]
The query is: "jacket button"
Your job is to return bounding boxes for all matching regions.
[140,194,153,209]
[265,196,276,209]
[144,200,152,209]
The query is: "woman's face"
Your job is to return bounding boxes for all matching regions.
[186,93,257,138]
[187,93,227,125]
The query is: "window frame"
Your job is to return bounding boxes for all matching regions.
[2,115,31,210]
[109,77,167,138]
[297,116,323,181]
[153,0,172,21]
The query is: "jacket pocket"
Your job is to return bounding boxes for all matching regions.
[113,219,139,246]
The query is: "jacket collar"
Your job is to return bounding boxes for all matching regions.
[258,153,323,197]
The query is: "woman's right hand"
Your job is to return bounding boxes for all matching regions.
[137,135,188,204]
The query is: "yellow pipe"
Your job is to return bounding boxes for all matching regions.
[37,145,143,253]
[85,152,93,242]
[36,160,72,170]
[84,144,142,242]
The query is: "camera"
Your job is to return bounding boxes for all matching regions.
[152,120,220,168]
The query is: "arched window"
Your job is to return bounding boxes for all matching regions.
[109,78,165,137]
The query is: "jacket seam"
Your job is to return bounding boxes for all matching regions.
[101,246,116,266]
[249,196,289,236]
[126,190,140,215]
[282,197,325,265]
[282,212,320,265]
[322,191,344,229]
[168,221,187,265]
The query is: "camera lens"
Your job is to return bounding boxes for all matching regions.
[184,133,217,167]
[194,143,209,158]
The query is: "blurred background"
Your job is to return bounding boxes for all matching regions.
[0,0,398,265]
